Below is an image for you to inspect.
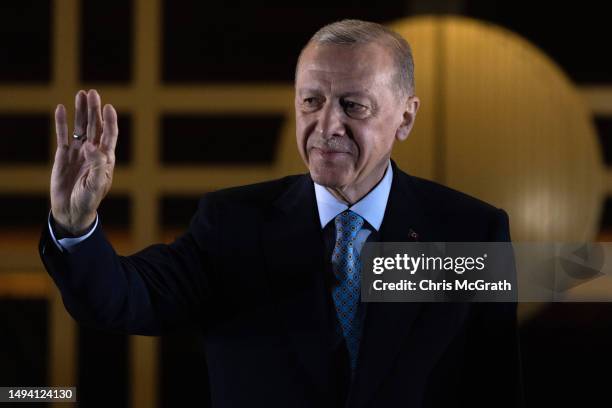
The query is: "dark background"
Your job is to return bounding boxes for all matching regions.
[1,1,611,407]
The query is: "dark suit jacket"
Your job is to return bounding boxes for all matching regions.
[39,161,522,408]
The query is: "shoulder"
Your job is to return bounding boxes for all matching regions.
[393,167,510,240]
[402,172,501,217]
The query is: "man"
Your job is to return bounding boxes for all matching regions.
[39,19,522,407]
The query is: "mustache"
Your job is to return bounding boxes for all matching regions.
[307,136,355,153]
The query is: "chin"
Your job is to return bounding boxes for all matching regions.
[309,166,351,188]
[306,151,357,185]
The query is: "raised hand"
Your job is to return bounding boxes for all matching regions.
[50,89,118,235]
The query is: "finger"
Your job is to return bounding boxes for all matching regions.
[100,104,118,154]
[55,104,69,148]
[86,89,103,145]
[74,90,87,140]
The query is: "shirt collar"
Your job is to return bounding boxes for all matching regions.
[314,161,393,231]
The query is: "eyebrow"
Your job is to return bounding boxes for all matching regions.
[297,88,375,99]
[341,91,375,100]
[297,88,324,96]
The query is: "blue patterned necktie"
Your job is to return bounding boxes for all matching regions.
[331,210,365,373]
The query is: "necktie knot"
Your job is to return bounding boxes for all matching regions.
[334,210,364,247]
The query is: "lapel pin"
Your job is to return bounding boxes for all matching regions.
[409,229,419,241]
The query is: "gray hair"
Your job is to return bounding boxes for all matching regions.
[297,19,415,97]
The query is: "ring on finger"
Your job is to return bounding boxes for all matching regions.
[72,132,86,141]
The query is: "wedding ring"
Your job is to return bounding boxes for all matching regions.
[72,132,86,141]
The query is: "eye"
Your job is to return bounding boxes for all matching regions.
[344,101,364,110]
[341,99,369,118]
[301,96,322,111]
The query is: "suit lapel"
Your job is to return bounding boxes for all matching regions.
[261,175,332,396]
[347,162,432,408]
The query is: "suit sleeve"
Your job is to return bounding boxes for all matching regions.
[38,196,218,336]
[460,208,525,407]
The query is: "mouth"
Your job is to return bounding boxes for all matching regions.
[310,147,350,159]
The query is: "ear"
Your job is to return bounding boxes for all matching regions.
[395,96,420,142]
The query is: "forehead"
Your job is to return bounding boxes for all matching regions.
[296,42,395,93]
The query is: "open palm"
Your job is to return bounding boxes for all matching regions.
[50,90,118,235]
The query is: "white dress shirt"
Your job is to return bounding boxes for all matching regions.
[47,211,99,253]
[314,160,393,251]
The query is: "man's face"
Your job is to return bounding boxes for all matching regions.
[295,41,418,195]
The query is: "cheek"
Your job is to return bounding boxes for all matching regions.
[296,115,316,138]
[355,127,392,163]
[295,116,313,159]
[352,128,377,158]
[294,116,306,141]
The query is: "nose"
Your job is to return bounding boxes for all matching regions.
[318,101,346,139]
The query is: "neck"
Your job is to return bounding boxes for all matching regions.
[325,161,389,205]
